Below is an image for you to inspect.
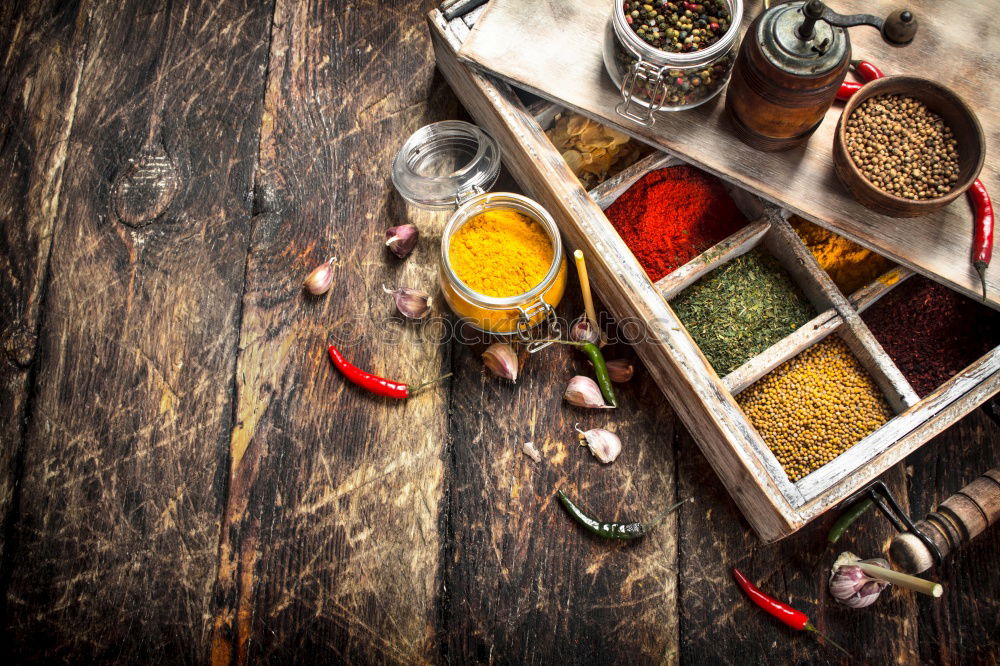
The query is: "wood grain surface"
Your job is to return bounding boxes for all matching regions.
[458,0,1000,306]
[0,0,998,664]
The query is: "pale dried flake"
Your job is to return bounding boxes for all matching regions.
[522,441,542,463]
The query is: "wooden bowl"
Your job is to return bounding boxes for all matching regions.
[833,76,985,218]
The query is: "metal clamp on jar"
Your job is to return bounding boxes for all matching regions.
[603,0,744,124]
[391,120,567,350]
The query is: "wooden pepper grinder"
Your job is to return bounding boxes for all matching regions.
[890,469,1000,574]
[726,0,918,151]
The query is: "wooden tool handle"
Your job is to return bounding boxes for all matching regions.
[890,469,1000,573]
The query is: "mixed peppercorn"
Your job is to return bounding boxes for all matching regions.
[623,0,732,52]
[737,337,893,482]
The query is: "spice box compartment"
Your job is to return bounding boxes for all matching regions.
[429,8,1000,541]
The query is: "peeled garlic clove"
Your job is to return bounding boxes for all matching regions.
[605,359,634,383]
[570,317,600,345]
[385,224,418,259]
[576,425,621,463]
[829,553,891,608]
[564,375,610,409]
[482,343,518,382]
[384,285,432,320]
[303,256,335,295]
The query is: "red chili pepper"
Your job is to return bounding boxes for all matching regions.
[850,59,884,82]
[732,568,851,657]
[968,179,994,300]
[328,344,410,399]
[835,80,863,102]
[836,59,885,101]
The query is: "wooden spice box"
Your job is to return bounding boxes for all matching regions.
[429,8,1000,541]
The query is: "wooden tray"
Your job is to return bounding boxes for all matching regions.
[429,8,1000,541]
[455,0,1000,307]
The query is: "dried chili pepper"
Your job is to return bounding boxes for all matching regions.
[327,343,450,399]
[732,568,850,657]
[968,179,994,300]
[557,489,688,540]
[827,497,874,544]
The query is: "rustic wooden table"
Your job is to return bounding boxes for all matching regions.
[1,1,997,664]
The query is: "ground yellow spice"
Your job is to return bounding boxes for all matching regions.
[737,337,893,482]
[449,209,554,297]
[791,217,894,295]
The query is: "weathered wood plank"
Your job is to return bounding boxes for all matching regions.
[1,0,273,661]
[212,1,455,663]
[0,0,88,562]
[443,288,681,665]
[907,407,1000,665]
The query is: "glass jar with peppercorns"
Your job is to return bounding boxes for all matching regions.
[603,0,743,123]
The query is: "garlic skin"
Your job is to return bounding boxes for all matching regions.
[564,375,611,409]
[576,425,621,463]
[605,359,634,383]
[482,343,518,382]
[385,224,418,258]
[570,317,600,345]
[830,552,891,608]
[303,257,335,295]
[384,285,432,319]
[522,441,542,463]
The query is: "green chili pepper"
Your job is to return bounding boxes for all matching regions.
[827,497,875,544]
[579,342,618,408]
[557,489,689,540]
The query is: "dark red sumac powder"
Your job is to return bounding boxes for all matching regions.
[862,276,1000,396]
[605,166,748,282]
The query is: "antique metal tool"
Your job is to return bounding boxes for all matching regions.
[845,469,1000,574]
[726,0,918,151]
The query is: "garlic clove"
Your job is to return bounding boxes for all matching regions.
[570,317,601,345]
[605,359,634,383]
[303,256,335,295]
[576,425,621,463]
[829,552,891,608]
[384,285,432,319]
[482,343,518,382]
[385,224,419,259]
[564,375,611,409]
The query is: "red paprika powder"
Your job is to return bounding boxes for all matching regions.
[862,276,1000,397]
[605,166,748,282]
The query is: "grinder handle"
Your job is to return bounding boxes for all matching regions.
[889,469,1000,573]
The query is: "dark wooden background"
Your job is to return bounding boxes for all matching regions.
[1,0,997,664]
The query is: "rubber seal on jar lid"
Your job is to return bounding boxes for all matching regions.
[391,120,501,210]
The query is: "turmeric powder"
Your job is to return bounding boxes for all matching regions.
[791,217,895,295]
[449,209,554,297]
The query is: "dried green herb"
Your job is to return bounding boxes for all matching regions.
[671,249,816,376]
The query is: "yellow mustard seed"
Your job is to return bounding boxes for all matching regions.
[736,337,893,482]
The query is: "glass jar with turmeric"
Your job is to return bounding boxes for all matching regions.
[392,121,567,340]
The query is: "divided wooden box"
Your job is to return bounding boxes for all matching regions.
[428,8,1000,541]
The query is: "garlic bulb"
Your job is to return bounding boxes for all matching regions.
[576,425,622,463]
[482,343,518,382]
[564,375,610,408]
[829,552,891,608]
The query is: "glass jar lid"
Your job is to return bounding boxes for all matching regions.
[391,120,502,210]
